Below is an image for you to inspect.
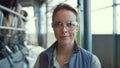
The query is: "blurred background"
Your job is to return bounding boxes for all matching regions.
[0,0,120,68]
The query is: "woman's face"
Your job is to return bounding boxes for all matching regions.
[52,9,78,45]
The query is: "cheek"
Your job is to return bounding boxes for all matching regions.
[53,30,60,37]
[69,29,78,37]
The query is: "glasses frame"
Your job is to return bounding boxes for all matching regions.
[52,21,78,31]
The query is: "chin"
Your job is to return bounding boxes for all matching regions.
[59,39,71,44]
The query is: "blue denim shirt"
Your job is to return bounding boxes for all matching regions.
[35,41,93,68]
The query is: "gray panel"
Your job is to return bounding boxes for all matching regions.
[92,35,120,68]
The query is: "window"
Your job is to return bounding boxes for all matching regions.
[91,0,120,34]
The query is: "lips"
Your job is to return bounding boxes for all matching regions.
[60,35,69,39]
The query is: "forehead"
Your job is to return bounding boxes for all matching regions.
[53,9,76,22]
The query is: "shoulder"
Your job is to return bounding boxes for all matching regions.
[79,48,101,68]
[79,48,93,57]
[39,44,56,59]
[92,54,101,68]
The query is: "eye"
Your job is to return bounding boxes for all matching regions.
[52,22,63,28]
[66,21,77,27]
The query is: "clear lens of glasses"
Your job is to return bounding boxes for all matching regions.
[52,21,78,30]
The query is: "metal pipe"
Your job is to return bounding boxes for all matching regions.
[45,1,48,48]
[0,42,14,67]
[0,10,3,34]
[0,10,3,26]
[0,26,26,31]
[83,0,92,52]
[0,5,28,21]
[112,0,118,68]
[33,0,41,46]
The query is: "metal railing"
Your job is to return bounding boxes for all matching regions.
[0,5,28,31]
[0,4,29,68]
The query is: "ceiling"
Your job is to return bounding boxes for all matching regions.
[19,0,47,7]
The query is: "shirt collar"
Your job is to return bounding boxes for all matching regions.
[52,40,80,68]
[53,49,60,68]
[53,49,69,68]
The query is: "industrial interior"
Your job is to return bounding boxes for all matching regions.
[0,0,120,68]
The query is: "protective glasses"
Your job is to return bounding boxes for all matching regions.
[52,21,78,31]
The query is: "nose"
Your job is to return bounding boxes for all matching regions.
[61,25,68,32]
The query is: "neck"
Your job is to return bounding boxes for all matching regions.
[56,42,74,55]
[55,42,74,67]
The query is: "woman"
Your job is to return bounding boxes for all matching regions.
[34,3,101,68]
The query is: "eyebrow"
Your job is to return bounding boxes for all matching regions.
[53,20,76,23]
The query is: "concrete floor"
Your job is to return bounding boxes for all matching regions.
[26,45,45,68]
